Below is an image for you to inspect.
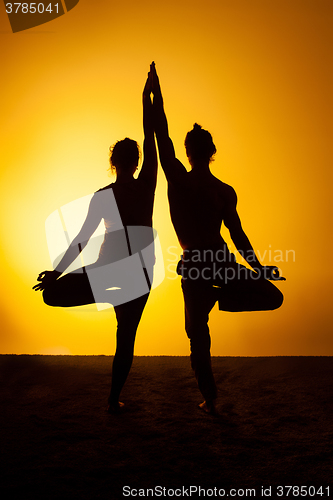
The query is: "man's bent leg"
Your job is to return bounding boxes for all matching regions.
[217,264,284,312]
[182,279,218,403]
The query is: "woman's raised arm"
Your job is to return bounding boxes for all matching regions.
[138,65,158,188]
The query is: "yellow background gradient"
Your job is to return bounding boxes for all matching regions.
[0,0,332,355]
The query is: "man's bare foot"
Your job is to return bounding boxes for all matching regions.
[107,401,125,414]
[198,400,218,416]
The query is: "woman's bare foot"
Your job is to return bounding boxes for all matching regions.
[107,401,125,414]
[198,400,218,416]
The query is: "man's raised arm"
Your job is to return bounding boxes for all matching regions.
[150,62,187,186]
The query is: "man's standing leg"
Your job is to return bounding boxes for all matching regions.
[181,278,218,413]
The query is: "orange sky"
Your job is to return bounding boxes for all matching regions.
[0,0,332,355]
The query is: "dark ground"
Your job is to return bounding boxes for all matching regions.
[0,355,332,499]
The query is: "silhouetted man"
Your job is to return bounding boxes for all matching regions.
[151,63,284,414]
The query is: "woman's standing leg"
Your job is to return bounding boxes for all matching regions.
[108,293,149,411]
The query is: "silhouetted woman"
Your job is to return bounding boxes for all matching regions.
[33,68,157,413]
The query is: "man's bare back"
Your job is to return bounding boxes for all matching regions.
[168,169,236,251]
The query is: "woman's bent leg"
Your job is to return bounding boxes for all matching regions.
[43,272,95,307]
[108,293,149,408]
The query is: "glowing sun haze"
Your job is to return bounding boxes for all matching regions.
[0,0,332,355]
